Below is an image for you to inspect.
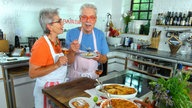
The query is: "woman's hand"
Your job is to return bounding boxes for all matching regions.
[56,56,68,67]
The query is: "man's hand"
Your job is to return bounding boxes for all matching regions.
[93,52,108,63]
[93,52,101,61]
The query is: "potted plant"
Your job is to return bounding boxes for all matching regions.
[149,71,192,108]
[122,11,135,33]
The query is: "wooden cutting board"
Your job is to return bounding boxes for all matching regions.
[42,77,96,107]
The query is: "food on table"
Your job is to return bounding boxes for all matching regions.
[101,98,138,108]
[85,52,94,56]
[93,96,98,102]
[100,84,136,95]
[72,99,89,108]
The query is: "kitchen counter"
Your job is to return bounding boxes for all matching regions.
[42,70,158,108]
[0,56,29,65]
[109,45,192,66]
[43,69,192,108]
[0,56,31,108]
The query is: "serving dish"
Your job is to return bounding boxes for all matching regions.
[69,97,95,108]
[100,98,138,108]
[95,83,137,99]
[80,52,97,59]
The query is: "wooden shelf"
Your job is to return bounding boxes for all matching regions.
[120,33,148,36]
[155,25,192,28]
[128,58,173,70]
[126,56,173,79]
[128,67,169,79]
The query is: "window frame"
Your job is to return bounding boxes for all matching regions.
[130,0,153,20]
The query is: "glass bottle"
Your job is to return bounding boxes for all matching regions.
[176,63,183,81]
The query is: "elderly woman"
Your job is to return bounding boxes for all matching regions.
[29,8,79,108]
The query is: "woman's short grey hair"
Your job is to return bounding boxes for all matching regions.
[39,8,59,34]
[80,3,97,16]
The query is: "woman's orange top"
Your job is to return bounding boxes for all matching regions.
[30,36,62,66]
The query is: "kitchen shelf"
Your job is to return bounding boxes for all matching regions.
[127,66,170,79]
[128,58,173,70]
[120,33,148,37]
[125,56,173,79]
[155,25,192,28]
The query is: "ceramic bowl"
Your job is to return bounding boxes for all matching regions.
[95,83,137,99]
[100,98,138,108]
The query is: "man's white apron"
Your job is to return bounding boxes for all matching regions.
[67,29,99,81]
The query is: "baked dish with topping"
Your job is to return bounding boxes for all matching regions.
[100,98,138,108]
[95,84,137,99]
[101,84,136,95]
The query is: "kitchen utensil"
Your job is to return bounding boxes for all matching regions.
[104,91,112,108]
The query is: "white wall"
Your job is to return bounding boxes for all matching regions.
[0,0,114,44]
[151,0,192,51]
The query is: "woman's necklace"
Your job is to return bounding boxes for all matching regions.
[48,36,59,46]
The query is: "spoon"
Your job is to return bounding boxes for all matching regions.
[104,91,113,108]
[96,79,105,92]
[82,45,92,52]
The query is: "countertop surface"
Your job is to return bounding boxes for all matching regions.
[42,70,155,108]
[0,56,30,65]
[1,46,192,65]
[109,45,192,65]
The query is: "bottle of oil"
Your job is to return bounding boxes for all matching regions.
[0,29,3,40]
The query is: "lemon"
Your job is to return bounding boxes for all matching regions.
[93,96,98,102]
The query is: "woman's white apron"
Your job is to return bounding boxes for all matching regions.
[33,35,67,108]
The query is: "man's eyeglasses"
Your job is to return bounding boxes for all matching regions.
[50,19,63,24]
[80,15,96,21]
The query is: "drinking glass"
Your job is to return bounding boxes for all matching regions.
[62,48,69,66]
[62,48,69,55]
[95,64,103,77]
[95,64,103,89]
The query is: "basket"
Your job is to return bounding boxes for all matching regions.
[169,44,181,55]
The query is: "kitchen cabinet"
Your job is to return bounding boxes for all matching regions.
[107,52,127,73]
[0,78,7,108]
[125,55,174,79]
[0,57,35,108]
[8,66,35,108]
[0,66,7,108]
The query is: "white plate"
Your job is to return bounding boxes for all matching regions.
[95,83,137,99]
[69,97,95,108]
[80,52,97,59]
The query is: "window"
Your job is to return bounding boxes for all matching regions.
[131,0,153,20]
